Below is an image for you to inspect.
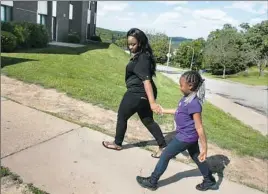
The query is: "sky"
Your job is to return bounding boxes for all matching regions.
[96,1,268,39]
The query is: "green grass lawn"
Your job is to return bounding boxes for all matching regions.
[204,68,268,86]
[1,43,267,159]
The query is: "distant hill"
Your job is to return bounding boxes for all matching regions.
[96,27,191,47]
[170,37,193,49]
[171,37,192,42]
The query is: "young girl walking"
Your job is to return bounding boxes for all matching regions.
[136,70,216,191]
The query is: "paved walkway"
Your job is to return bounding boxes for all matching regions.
[1,98,264,194]
[156,65,268,136]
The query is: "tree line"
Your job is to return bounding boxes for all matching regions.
[114,20,267,78]
[172,21,268,77]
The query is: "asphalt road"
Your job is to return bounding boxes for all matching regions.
[156,65,268,116]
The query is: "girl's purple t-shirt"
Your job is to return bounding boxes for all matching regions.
[174,96,202,143]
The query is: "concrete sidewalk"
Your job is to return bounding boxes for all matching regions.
[1,99,264,194]
[158,71,268,136]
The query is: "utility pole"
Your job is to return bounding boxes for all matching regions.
[187,46,195,70]
[166,25,187,71]
[166,37,172,69]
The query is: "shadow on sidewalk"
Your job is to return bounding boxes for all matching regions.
[158,168,201,187]
[207,154,230,188]
[158,154,230,190]
[123,131,189,157]
[124,134,230,189]
[123,131,177,148]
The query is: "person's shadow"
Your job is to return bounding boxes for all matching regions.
[157,154,230,189]
[206,154,230,187]
[123,131,190,157]
[123,130,175,147]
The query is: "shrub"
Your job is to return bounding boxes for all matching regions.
[67,32,80,43]
[89,35,102,42]
[1,21,49,48]
[1,31,17,52]
[26,23,49,48]
[13,24,30,47]
[1,22,14,32]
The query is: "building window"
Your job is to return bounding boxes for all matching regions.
[37,1,48,14]
[52,1,57,17]
[87,9,91,24]
[1,5,12,22]
[94,12,96,25]
[69,3,73,20]
[37,1,47,25]
[37,14,46,25]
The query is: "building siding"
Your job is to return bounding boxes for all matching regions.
[13,1,38,23]
[56,1,70,42]
[2,1,98,43]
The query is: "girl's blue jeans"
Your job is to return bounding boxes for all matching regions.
[150,137,212,184]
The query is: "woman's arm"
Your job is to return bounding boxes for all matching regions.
[193,112,207,162]
[143,80,161,113]
[134,53,161,113]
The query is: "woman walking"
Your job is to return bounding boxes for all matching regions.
[102,28,167,157]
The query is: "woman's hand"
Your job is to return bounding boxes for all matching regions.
[143,80,161,114]
[150,102,162,114]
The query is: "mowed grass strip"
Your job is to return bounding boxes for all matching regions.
[203,67,268,86]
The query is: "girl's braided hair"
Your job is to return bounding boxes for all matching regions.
[181,70,206,105]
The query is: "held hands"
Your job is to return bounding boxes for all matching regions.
[150,102,164,115]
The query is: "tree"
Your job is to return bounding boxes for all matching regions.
[257,54,268,77]
[239,42,255,72]
[172,40,193,68]
[191,38,206,70]
[246,49,268,76]
[244,21,268,57]
[203,24,242,78]
[239,20,268,75]
[115,37,127,49]
[171,37,205,69]
[217,34,238,78]
[240,23,250,32]
[146,31,169,64]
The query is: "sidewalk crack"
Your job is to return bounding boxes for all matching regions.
[1,127,82,159]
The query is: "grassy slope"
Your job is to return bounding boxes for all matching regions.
[1,43,267,159]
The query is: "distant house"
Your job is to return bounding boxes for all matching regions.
[1,1,98,43]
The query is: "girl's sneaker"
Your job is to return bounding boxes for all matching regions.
[136,176,158,191]
[196,176,217,191]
